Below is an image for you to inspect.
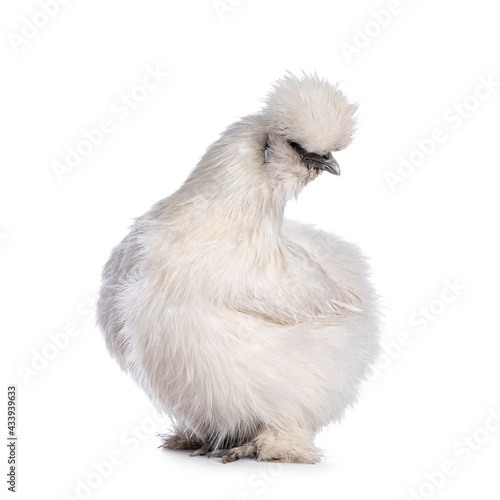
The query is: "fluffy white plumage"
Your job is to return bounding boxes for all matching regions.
[97,73,380,464]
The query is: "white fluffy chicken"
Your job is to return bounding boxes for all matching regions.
[97,73,380,464]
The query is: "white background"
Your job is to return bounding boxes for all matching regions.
[1,0,500,499]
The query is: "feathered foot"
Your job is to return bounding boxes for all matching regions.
[254,428,322,464]
[190,428,321,464]
[207,441,257,463]
[160,431,203,451]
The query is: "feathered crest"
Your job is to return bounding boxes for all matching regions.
[263,72,358,155]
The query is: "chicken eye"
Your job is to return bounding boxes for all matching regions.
[288,141,328,159]
[288,141,308,157]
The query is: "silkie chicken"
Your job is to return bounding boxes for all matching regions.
[97,73,380,464]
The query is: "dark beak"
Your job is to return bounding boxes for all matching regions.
[285,141,341,175]
[305,153,341,176]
